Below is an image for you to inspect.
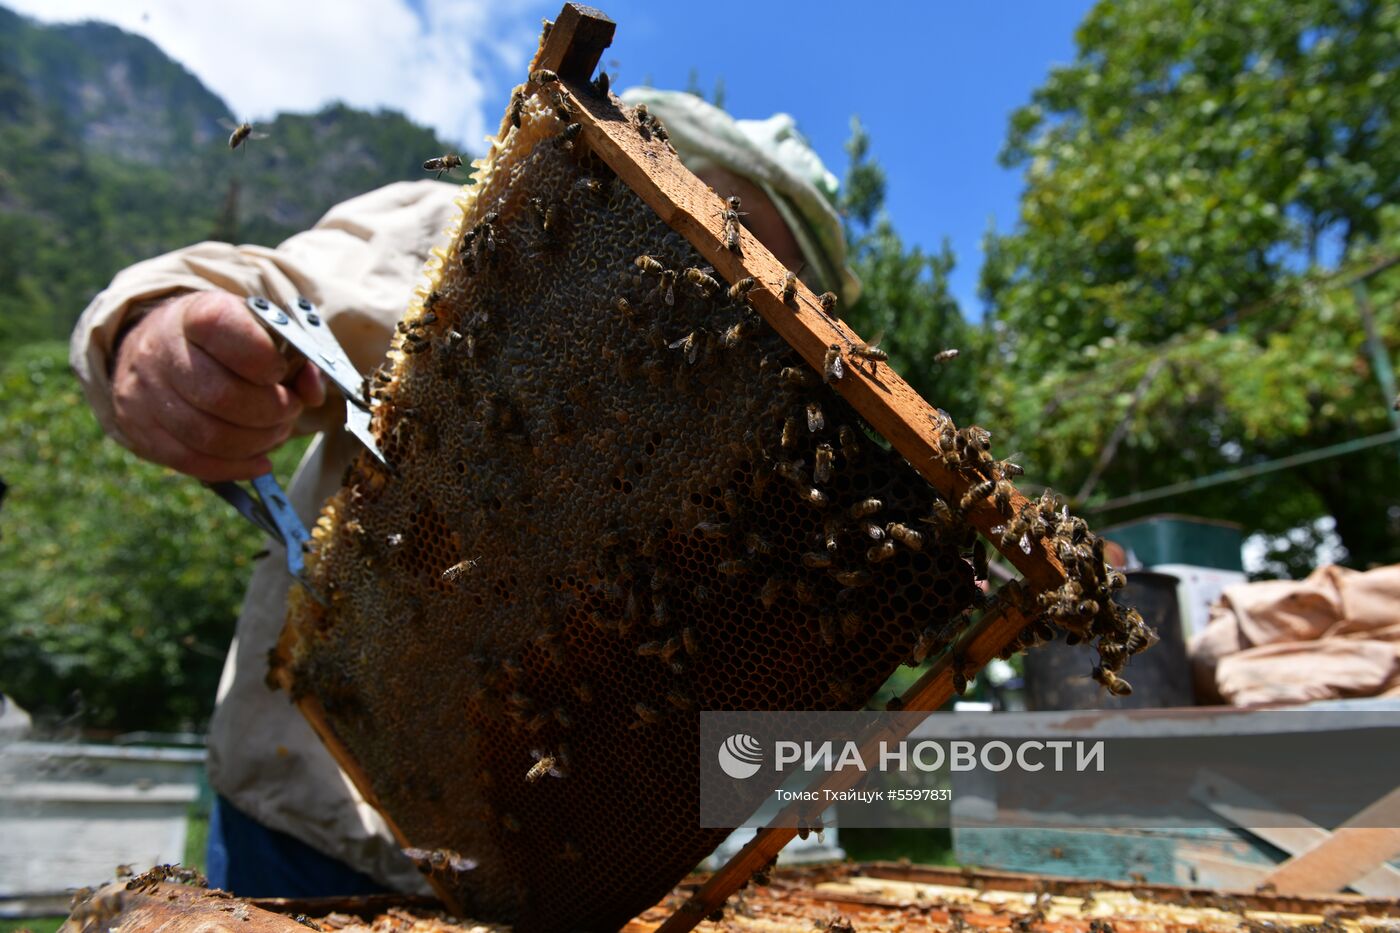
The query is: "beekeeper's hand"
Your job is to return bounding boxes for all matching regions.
[111,290,326,482]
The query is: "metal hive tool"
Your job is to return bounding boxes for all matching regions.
[273,7,1151,932]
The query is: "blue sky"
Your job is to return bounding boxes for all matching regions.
[15,0,1096,314]
[569,1,1096,314]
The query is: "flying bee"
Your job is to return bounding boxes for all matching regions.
[997,458,1025,478]
[423,153,464,179]
[971,539,989,579]
[525,753,558,783]
[813,443,835,483]
[806,401,825,432]
[960,479,995,510]
[530,68,559,85]
[1092,666,1133,697]
[933,348,959,364]
[509,87,526,127]
[817,291,839,316]
[823,345,845,383]
[867,540,897,563]
[635,254,666,274]
[727,276,756,302]
[850,498,883,519]
[832,568,873,587]
[887,523,924,551]
[684,267,720,295]
[780,271,797,303]
[221,118,268,150]
[669,331,699,364]
[803,551,834,570]
[781,366,817,388]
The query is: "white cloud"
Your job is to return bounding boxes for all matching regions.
[7,0,554,148]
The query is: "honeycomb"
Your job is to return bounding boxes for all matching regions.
[279,85,981,930]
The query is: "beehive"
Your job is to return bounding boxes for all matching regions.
[275,11,1148,933]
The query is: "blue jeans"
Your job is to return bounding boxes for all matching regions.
[206,795,389,897]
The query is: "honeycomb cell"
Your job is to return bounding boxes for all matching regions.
[281,87,979,931]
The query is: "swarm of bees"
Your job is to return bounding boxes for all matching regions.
[279,49,1138,933]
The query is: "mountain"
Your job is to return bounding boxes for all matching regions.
[0,5,466,349]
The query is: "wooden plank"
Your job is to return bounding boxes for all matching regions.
[1263,785,1400,896]
[1192,771,1400,897]
[534,3,615,83]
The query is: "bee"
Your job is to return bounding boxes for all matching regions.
[681,626,701,655]
[572,680,594,704]
[801,486,829,507]
[860,520,885,541]
[635,254,666,274]
[684,267,720,295]
[992,480,1016,517]
[813,443,835,483]
[780,416,799,450]
[1125,624,1158,655]
[960,479,995,510]
[997,458,1024,479]
[550,89,575,122]
[867,540,897,563]
[817,291,839,316]
[887,523,924,551]
[423,153,464,179]
[745,532,775,556]
[819,611,839,646]
[780,271,798,303]
[1000,513,1032,549]
[828,679,856,704]
[760,576,785,607]
[441,556,480,583]
[1092,665,1133,697]
[720,195,745,251]
[693,521,730,539]
[960,424,992,451]
[593,70,610,96]
[386,532,405,549]
[669,331,699,364]
[806,401,825,432]
[972,539,989,579]
[727,276,756,302]
[509,87,526,128]
[666,690,695,711]
[558,841,583,863]
[222,119,267,150]
[952,666,969,697]
[559,122,582,148]
[802,551,834,569]
[722,487,741,519]
[832,568,873,587]
[933,348,959,364]
[823,345,845,383]
[652,595,668,627]
[838,424,862,462]
[1098,641,1128,670]
[851,340,888,367]
[530,68,559,85]
[658,268,677,305]
[850,498,883,519]
[781,366,817,388]
[794,579,819,604]
[525,754,557,783]
[823,516,842,552]
[614,297,637,319]
[631,703,663,727]
[721,318,755,348]
[718,559,751,576]
[1107,569,1127,590]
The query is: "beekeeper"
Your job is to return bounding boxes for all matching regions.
[70,89,858,897]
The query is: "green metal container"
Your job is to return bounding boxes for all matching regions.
[1100,514,1244,572]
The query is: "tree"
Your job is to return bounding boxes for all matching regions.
[981,0,1400,568]
[840,118,978,422]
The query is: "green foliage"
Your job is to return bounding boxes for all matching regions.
[0,343,309,731]
[981,0,1400,568]
[840,118,978,421]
